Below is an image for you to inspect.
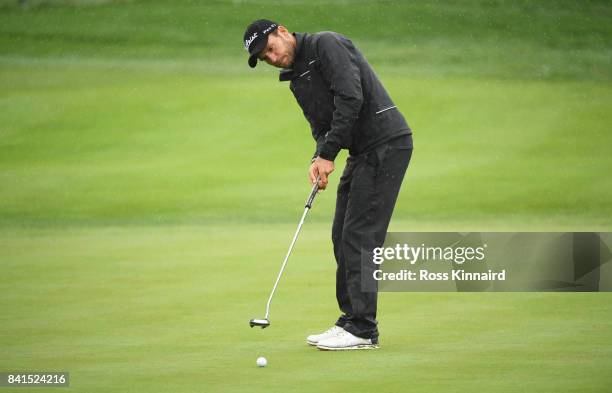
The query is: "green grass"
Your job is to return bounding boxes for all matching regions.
[1,65,611,227]
[1,0,611,80]
[1,1,612,392]
[1,225,611,392]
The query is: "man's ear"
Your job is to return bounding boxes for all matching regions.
[277,25,289,35]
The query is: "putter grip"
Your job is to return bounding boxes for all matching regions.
[305,179,319,209]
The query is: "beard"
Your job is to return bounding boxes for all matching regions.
[279,35,295,68]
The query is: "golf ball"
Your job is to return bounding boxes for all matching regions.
[256,356,267,367]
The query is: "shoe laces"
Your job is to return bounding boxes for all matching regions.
[335,329,350,338]
[325,326,343,335]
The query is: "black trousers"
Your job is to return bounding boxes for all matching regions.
[332,134,413,342]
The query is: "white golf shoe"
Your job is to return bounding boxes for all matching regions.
[306,326,346,346]
[316,329,379,351]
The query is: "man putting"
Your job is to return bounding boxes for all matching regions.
[243,20,413,350]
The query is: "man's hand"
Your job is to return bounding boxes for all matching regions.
[309,157,335,190]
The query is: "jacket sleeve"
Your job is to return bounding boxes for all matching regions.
[311,128,328,161]
[315,33,363,162]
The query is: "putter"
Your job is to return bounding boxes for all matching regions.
[250,177,320,328]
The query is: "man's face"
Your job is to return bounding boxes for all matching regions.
[258,27,295,69]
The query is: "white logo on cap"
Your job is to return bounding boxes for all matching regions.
[244,32,258,51]
[262,23,277,34]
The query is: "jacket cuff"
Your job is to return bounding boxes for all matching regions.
[318,145,339,161]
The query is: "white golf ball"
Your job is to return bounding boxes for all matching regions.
[256,356,267,367]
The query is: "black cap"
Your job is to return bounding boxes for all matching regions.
[243,19,279,68]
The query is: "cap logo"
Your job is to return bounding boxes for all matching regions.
[262,23,277,34]
[244,32,258,52]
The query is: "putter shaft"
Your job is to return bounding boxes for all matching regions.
[263,180,319,321]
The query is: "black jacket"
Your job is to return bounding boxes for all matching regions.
[280,32,412,161]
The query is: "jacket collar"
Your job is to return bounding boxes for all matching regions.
[293,32,306,63]
[279,32,306,82]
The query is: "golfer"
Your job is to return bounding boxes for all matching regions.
[244,20,413,350]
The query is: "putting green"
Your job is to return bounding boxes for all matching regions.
[1,225,611,392]
[1,66,611,228]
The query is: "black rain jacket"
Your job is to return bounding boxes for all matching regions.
[280,32,412,161]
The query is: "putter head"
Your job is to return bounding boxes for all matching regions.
[249,318,270,328]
